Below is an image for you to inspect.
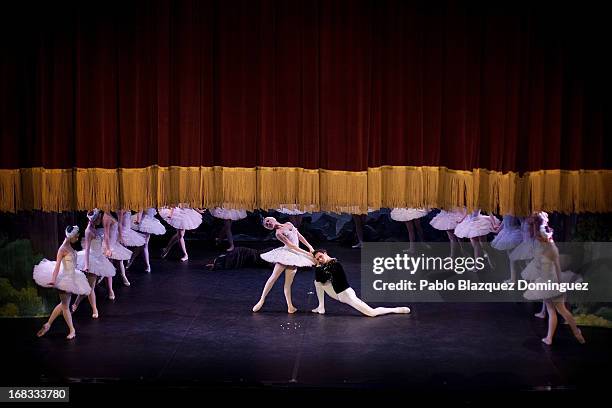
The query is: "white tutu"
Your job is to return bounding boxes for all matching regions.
[131,209,166,235]
[77,238,116,278]
[429,209,467,231]
[454,211,499,239]
[120,228,146,247]
[523,270,583,301]
[159,208,203,230]
[260,247,315,267]
[99,223,133,261]
[509,239,536,261]
[390,208,430,222]
[277,207,306,216]
[33,256,91,296]
[210,207,247,221]
[491,227,522,250]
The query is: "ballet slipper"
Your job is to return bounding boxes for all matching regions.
[180,255,189,262]
[92,311,99,319]
[37,323,51,337]
[109,291,116,300]
[161,247,170,259]
[71,303,78,313]
[287,305,297,314]
[541,337,553,346]
[121,275,130,286]
[125,257,135,270]
[145,266,151,273]
[573,328,586,344]
[226,246,234,252]
[311,307,325,314]
[252,301,264,312]
[351,242,363,249]
[66,332,76,340]
[399,307,411,314]
[534,312,546,319]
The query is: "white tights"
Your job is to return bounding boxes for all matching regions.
[313,281,410,317]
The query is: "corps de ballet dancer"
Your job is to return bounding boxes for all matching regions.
[311,249,411,317]
[252,217,315,313]
[33,226,91,340]
[102,211,133,293]
[72,209,116,317]
[454,209,500,268]
[521,222,585,346]
[491,215,523,282]
[160,205,203,261]
[117,209,146,272]
[130,208,166,272]
[390,208,431,252]
[429,208,467,257]
[210,207,247,252]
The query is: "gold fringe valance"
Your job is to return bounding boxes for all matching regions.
[0,166,610,215]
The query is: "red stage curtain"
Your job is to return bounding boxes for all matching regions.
[1,0,610,213]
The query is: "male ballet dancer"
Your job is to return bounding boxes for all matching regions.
[311,249,411,317]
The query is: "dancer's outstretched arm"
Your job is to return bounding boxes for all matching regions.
[297,230,314,253]
[276,231,313,258]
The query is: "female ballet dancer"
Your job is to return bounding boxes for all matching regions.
[160,205,203,261]
[118,209,146,271]
[491,215,523,282]
[253,216,315,313]
[454,209,500,268]
[72,209,116,317]
[521,223,585,346]
[33,225,91,340]
[311,249,411,317]
[390,208,431,252]
[210,207,247,252]
[102,211,133,292]
[429,208,467,257]
[129,208,166,272]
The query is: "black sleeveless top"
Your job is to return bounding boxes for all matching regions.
[314,259,350,294]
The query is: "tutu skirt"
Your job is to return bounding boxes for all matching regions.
[160,208,203,230]
[429,210,466,231]
[390,208,429,222]
[120,228,146,247]
[77,239,116,278]
[454,215,499,239]
[523,270,583,301]
[132,214,166,235]
[33,259,91,295]
[509,239,536,261]
[277,207,306,216]
[491,227,523,250]
[260,247,315,267]
[210,207,247,221]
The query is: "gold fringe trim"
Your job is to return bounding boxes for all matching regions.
[0,166,610,215]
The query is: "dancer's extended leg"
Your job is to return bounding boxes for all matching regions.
[283,267,298,313]
[337,288,410,317]
[253,263,286,312]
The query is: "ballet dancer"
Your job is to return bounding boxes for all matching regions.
[210,207,247,252]
[252,217,315,313]
[277,205,307,228]
[205,246,275,270]
[454,209,499,268]
[390,208,431,252]
[491,215,523,283]
[33,226,91,340]
[129,208,166,272]
[160,205,203,261]
[72,209,116,316]
[118,209,146,271]
[102,211,133,291]
[521,223,585,346]
[311,249,411,316]
[429,208,467,257]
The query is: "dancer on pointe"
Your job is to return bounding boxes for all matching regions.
[34,226,91,340]
[102,211,133,292]
[210,207,247,252]
[390,208,431,252]
[72,209,116,316]
[311,249,411,317]
[521,222,585,346]
[160,205,203,261]
[118,209,146,271]
[253,217,315,313]
[129,208,166,272]
[491,214,523,283]
[454,209,499,268]
[429,208,467,257]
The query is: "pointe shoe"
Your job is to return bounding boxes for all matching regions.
[122,276,131,286]
[311,307,325,315]
[287,306,297,314]
[125,258,135,270]
[573,329,586,344]
[145,266,151,273]
[534,312,546,319]
[161,247,170,259]
[252,301,264,312]
[351,242,363,249]
[66,332,76,340]
[180,255,189,262]
[541,337,553,346]
[92,312,99,319]
[399,307,411,314]
[109,292,116,300]
[37,323,50,338]
[226,246,234,252]
[71,303,78,313]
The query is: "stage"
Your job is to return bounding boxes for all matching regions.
[2,243,610,400]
